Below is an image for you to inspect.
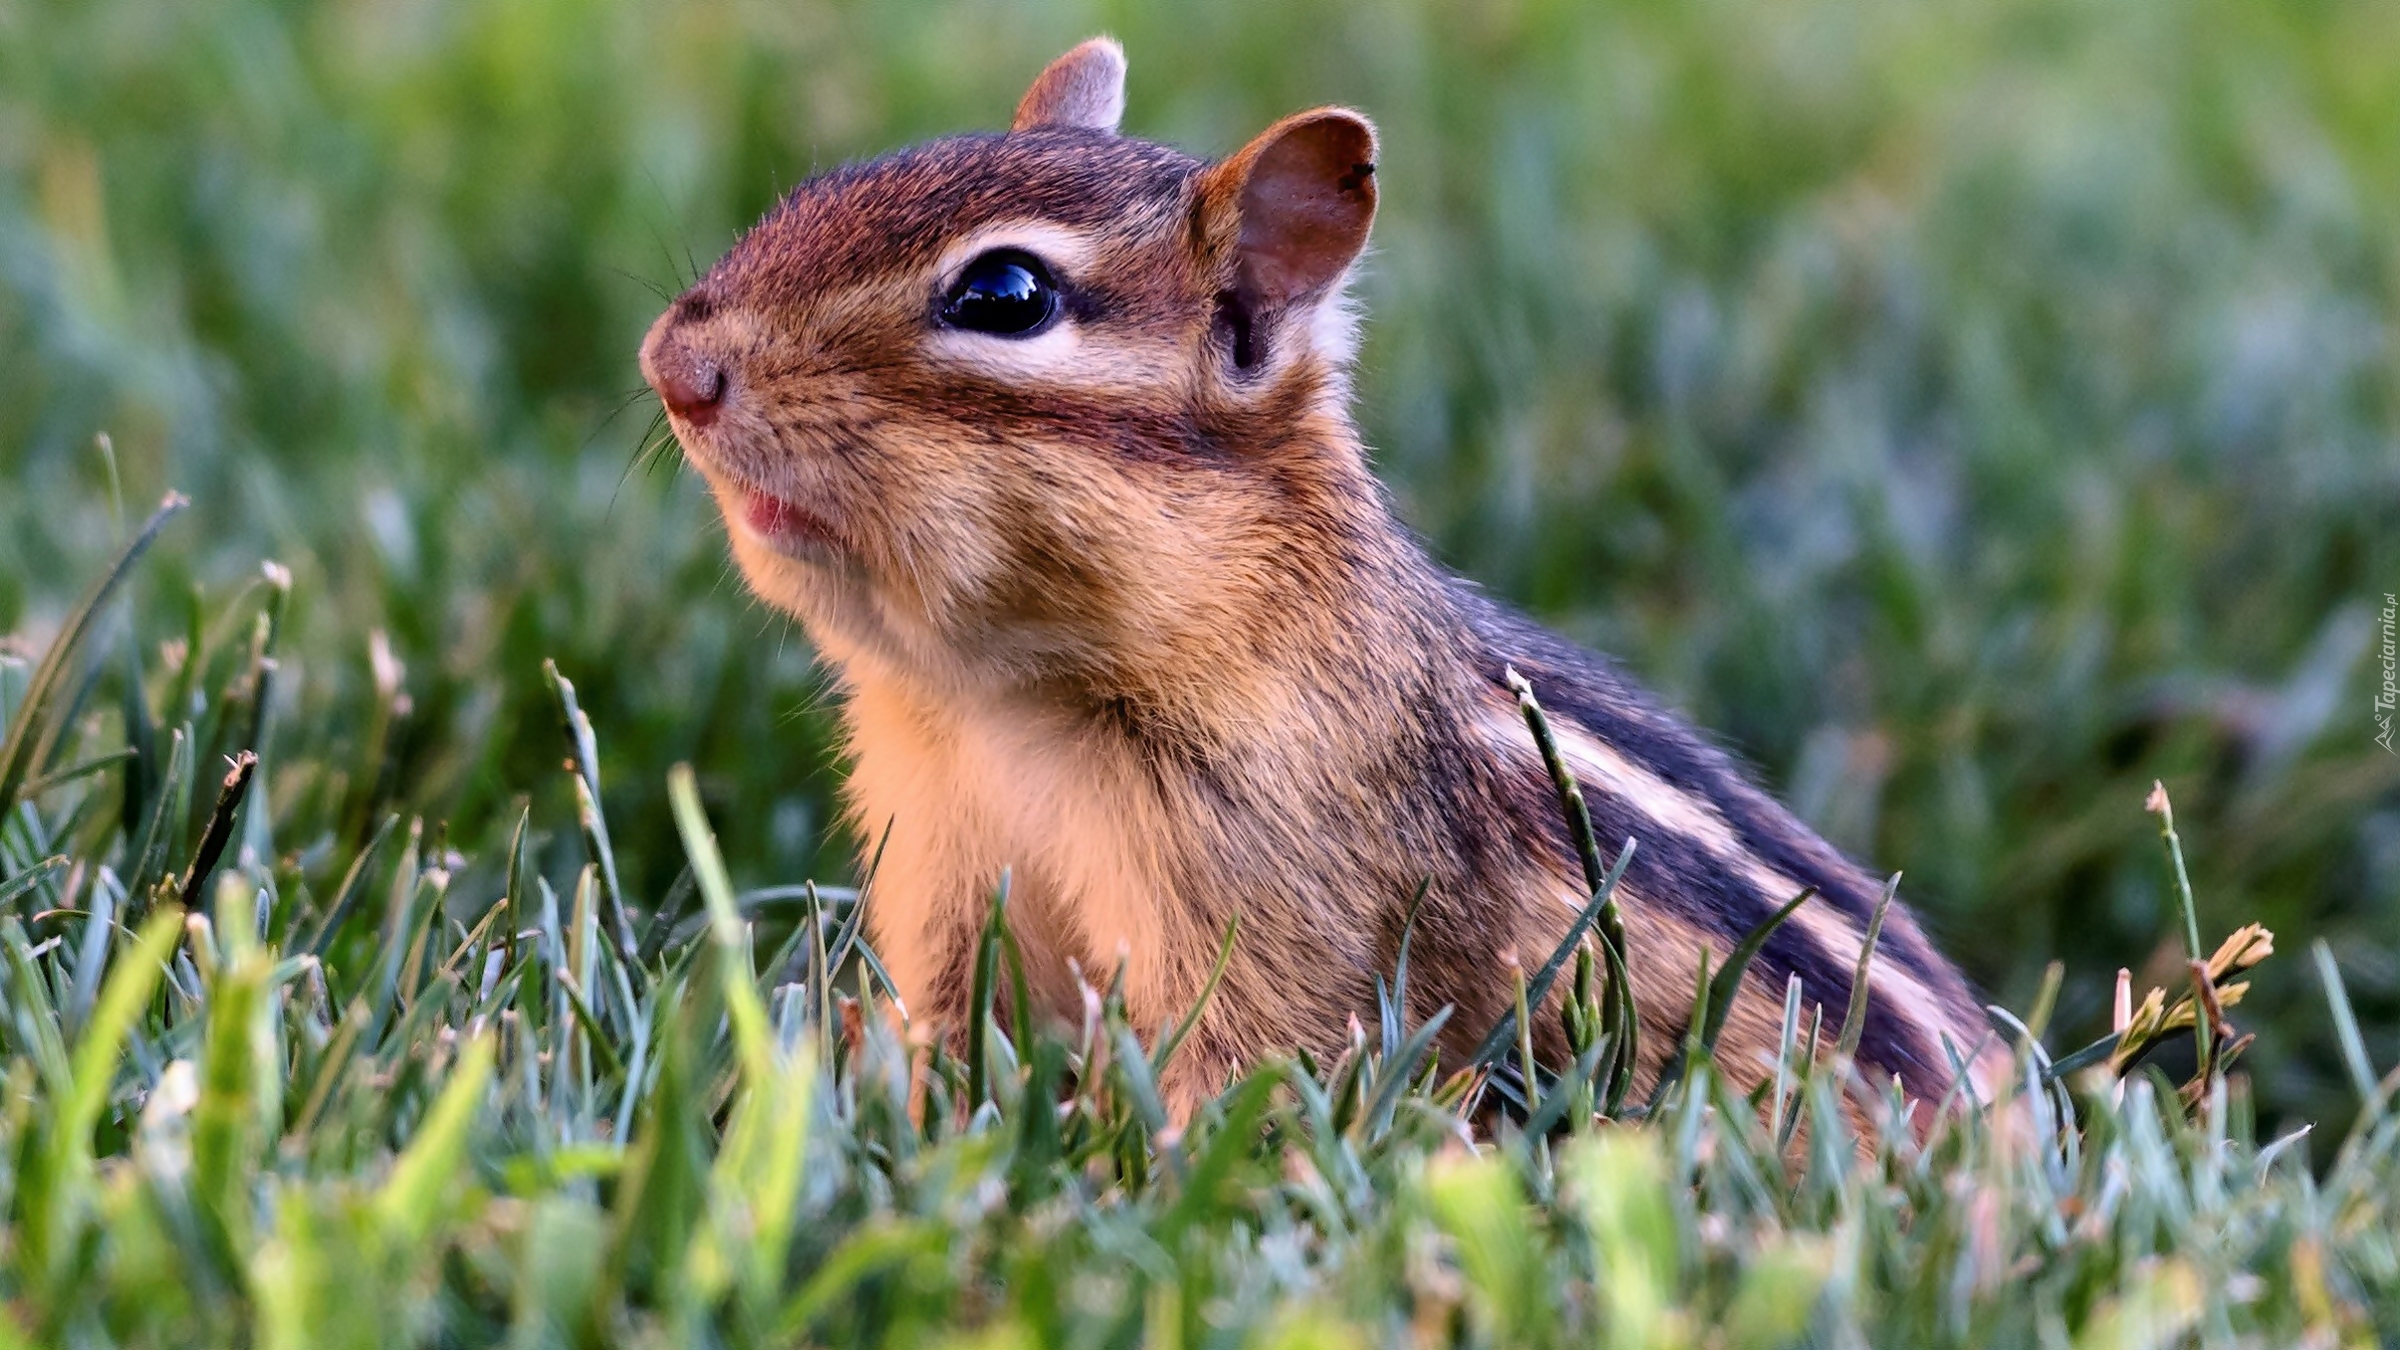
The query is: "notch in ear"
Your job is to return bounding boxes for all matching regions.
[1198,109,1378,370]
[1013,38,1127,133]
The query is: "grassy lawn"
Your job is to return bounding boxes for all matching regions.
[0,513,2392,1344]
[2,0,2398,1342]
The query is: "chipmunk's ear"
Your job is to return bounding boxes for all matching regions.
[1013,38,1126,133]
[1198,109,1378,369]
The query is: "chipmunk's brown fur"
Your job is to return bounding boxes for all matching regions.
[641,39,2000,1119]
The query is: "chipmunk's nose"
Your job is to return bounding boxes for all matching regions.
[657,360,725,427]
[640,310,728,429]
[649,348,725,428]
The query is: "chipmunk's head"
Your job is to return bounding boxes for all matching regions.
[640,39,1383,696]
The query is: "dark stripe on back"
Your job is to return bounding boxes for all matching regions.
[1450,584,1986,1083]
[1454,586,1953,985]
[1488,737,1948,1085]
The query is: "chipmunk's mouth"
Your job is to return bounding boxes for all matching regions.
[719,481,846,560]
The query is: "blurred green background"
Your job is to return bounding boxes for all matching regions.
[2,0,2394,1135]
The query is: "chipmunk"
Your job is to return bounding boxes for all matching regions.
[640,38,2000,1120]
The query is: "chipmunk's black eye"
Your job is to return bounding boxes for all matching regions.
[939,250,1058,336]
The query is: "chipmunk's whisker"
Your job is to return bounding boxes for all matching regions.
[603,264,678,303]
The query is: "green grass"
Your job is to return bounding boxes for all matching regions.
[0,509,2394,1347]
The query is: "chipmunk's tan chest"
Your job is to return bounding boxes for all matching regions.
[837,675,1190,1011]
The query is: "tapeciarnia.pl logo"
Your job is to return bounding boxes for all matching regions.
[2377,592,2397,754]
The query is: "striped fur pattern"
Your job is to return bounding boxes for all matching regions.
[640,38,1998,1118]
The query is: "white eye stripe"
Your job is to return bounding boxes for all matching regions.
[924,323,1189,395]
[931,221,1101,291]
[926,320,1084,374]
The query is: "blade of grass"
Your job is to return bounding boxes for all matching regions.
[19,748,140,801]
[966,870,1011,1111]
[374,1033,496,1248]
[0,857,67,914]
[1703,889,1814,1056]
[1154,916,1238,1074]
[289,996,371,1142]
[1648,889,1813,1107]
[1836,874,1898,1062]
[1523,1039,1610,1138]
[2314,940,2383,1115]
[1382,878,1434,1055]
[667,764,771,1083]
[0,494,186,824]
[548,662,643,983]
[56,908,181,1166]
[121,728,192,908]
[1361,1006,1452,1142]
[62,861,117,1038]
[299,811,400,958]
[2147,782,2213,1075]
[177,751,258,911]
[1158,1070,1277,1244]
[1501,669,1642,1110]
[1467,841,1636,1071]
